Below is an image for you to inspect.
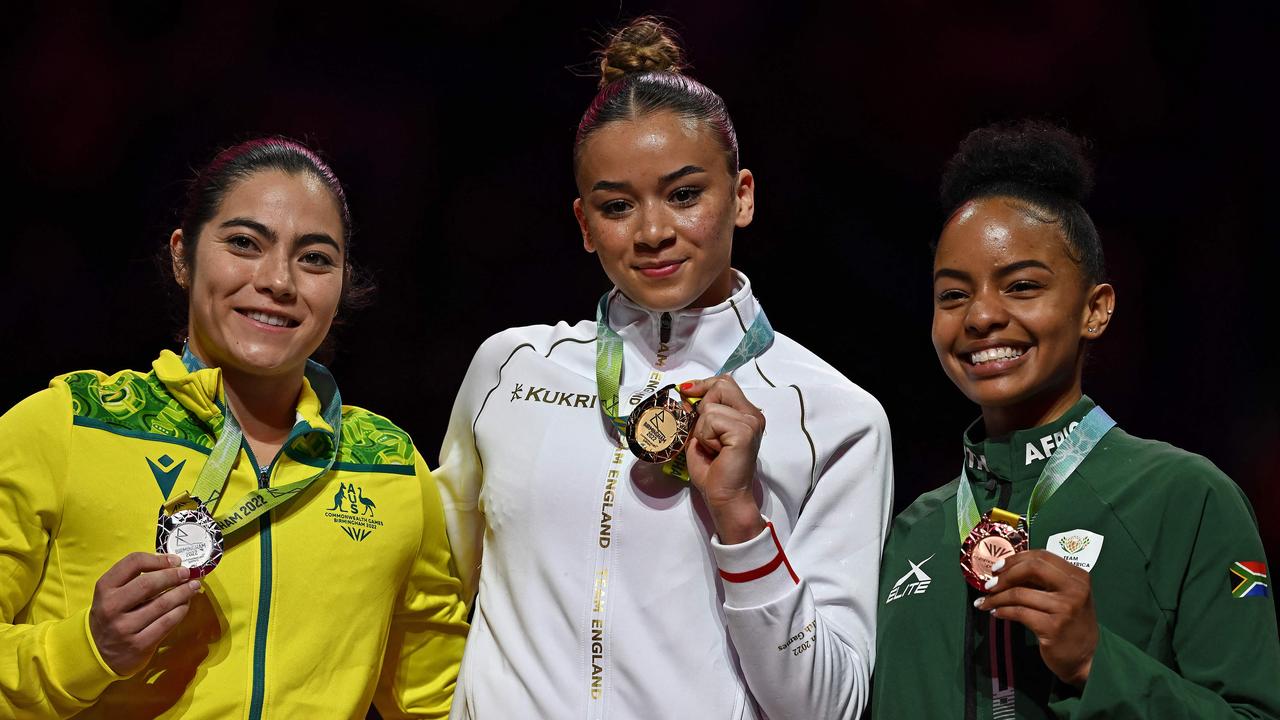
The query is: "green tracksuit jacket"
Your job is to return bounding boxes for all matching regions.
[873,396,1280,719]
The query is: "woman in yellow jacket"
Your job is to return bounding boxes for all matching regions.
[0,138,468,719]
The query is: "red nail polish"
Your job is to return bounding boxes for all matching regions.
[679,382,693,391]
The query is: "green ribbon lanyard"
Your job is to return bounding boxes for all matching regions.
[175,351,342,536]
[955,405,1115,543]
[594,291,775,478]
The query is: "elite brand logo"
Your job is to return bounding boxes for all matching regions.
[147,454,187,499]
[509,382,598,409]
[324,482,383,541]
[885,554,934,604]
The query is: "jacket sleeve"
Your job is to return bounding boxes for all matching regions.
[0,386,123,718]
[711,385,893,720]
[373,453,471,719]
[1055,465,1280,719]
[433,335,505,608]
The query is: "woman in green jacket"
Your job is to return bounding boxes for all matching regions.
[872,120,1279,718]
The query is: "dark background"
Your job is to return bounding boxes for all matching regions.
[3,3,1276,566]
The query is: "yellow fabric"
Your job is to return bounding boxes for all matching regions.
[0,354,468,719]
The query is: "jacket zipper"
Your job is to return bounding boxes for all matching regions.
[245,451,274,720]
[966,476,1014,720]
[659,312,672,345]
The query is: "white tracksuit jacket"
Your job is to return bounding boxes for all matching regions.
[437,273,893,719]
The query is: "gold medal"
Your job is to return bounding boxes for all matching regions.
[625,384,697,464]
[959,507,1027,592]
[156,492,224,577]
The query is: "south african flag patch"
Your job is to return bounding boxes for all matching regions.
[1229,561,1269,598]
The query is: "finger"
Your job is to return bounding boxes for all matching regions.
[681,377,762,419]
[985,605,1056,638]
[990,551,1078,592]
[132,600,193,651]
[122,579,201,634]
[693,410,756,454]
[975,586,1070,615]
[112,566,193,613]
[695,403,763,436]
[98,552,180,590]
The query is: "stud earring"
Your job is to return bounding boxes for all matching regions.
[1087,327,1097,333]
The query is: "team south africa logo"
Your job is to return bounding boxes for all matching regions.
[324,482,383,541]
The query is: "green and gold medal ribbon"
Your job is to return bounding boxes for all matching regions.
[171,346,343,536]
[955,405,1115,542]
[595,291,775,480]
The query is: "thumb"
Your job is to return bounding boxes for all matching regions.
[677,378,714,399]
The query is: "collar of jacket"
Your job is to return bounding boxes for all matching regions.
[961,394,1097,486]
[607,269,762,373]
[151,347,343,459]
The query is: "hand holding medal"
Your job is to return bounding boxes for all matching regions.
[672,375,767,544]
[87,552,202,675]
[974,550,1099,687]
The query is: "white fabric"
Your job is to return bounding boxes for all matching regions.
[437,272,893,720]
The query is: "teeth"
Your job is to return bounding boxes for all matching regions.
[246,311,292,328]
[970,346,1024,365]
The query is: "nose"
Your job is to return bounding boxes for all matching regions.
[254,246,296,300]
[964,287,1008,336]
[635,201,675,251]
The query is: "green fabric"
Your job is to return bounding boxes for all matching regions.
[62,371,215,450]
[873,397,1280,719]
[955,405,1115,542]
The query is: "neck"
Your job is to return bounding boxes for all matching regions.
[981,381,1083,439]
[687,267,736,309]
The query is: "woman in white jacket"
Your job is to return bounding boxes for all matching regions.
[436,17,893,720]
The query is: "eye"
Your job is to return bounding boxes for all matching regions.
[299,251,336,268]
[227,234,258,252]
[1006,280,1044,295]
[669,186,702,206]
[600,199,632,217]
[936,288,968,305]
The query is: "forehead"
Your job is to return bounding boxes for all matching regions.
[576,110,723,182]
[213,170,345,245]
[935,197,1074,272]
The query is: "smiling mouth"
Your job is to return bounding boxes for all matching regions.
[238,309,299,328]
[635,259,685,278]
[967,346,1025,365]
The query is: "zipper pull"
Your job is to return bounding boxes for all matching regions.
[258,466,270,489]
[660,312,672,345]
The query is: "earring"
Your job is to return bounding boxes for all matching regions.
[1087,327,1097,333]
[1107,309,1113,315]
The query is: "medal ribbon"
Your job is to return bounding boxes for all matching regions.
[955,405,1115,542]
[594,291,775,479]
[176,348,343,536]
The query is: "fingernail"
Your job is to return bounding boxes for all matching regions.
[167,554,181,567]
[679,382,693,391]
[177,566,191,580]
[188,580,201,592]
[984,576,998,591]
[991,558,1005,573]
[989,609,998,616]
[972,597,984,608]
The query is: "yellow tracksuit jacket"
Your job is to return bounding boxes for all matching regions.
[0,350,468,719]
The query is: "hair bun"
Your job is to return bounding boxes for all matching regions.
[940,120,1095,210]
[598,17,687,89]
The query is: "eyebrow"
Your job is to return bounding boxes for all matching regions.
[590,165,708,193]
[220,217,341,254]
[933,259,1054,283]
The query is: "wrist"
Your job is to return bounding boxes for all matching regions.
[708,495,765,544]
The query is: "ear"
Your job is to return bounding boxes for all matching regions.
[733,169,755,229]
[1081,283,1116,339]
[169,229,189,289]
[573,197,596,253]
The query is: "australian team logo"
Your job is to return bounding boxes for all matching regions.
[324,482,383,541]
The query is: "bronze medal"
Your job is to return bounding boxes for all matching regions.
[625,384,697,464]
[960,508,1027,592]
[156,493,224,578]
